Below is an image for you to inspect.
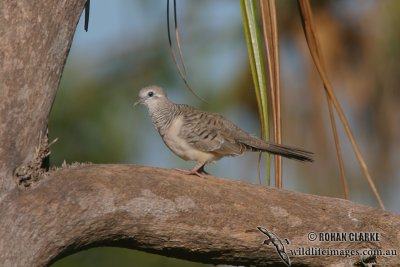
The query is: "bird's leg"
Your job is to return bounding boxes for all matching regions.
[196,165,209,175]
[174,161,208,177]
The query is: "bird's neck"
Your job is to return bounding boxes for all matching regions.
[147,98,177,135]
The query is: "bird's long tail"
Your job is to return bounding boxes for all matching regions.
[243,139,314,162]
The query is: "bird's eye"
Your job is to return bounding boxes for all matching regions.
[147,91,154,97]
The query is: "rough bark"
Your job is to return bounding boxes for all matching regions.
[1,1,399,267]
[0,164,398,267]
[0,0,86,197]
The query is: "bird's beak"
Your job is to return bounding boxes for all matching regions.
[133,98,143,107]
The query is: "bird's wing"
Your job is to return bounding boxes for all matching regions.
[176,105,313,162]
[178,105,248,156]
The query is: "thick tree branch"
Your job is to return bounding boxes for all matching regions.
[0,165,398,267]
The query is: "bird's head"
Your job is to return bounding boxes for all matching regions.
[134,85,167,108]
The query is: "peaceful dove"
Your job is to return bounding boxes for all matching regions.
[135,85,313,176]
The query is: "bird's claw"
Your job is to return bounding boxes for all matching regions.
[174,168,207,177]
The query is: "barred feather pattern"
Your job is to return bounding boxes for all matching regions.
[145,93,313,163]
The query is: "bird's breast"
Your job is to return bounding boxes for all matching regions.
[163,116,216,163]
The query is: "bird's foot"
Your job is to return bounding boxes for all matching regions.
[174,168,208,177]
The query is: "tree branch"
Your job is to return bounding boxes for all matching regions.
[0,165,398,266]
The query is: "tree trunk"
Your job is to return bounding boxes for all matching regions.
[0,0,85,197]
[0,1,399,267]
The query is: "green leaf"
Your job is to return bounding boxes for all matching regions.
[240,0,271,185]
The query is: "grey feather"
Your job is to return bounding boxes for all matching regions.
[136,85,313,175]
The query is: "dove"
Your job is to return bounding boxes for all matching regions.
[134,85,313,176]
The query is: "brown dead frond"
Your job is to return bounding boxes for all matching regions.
[167,0,207,103]
[297,0,383,209]
[259,0,282,188]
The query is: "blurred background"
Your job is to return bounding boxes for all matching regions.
[50,0,399,266]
